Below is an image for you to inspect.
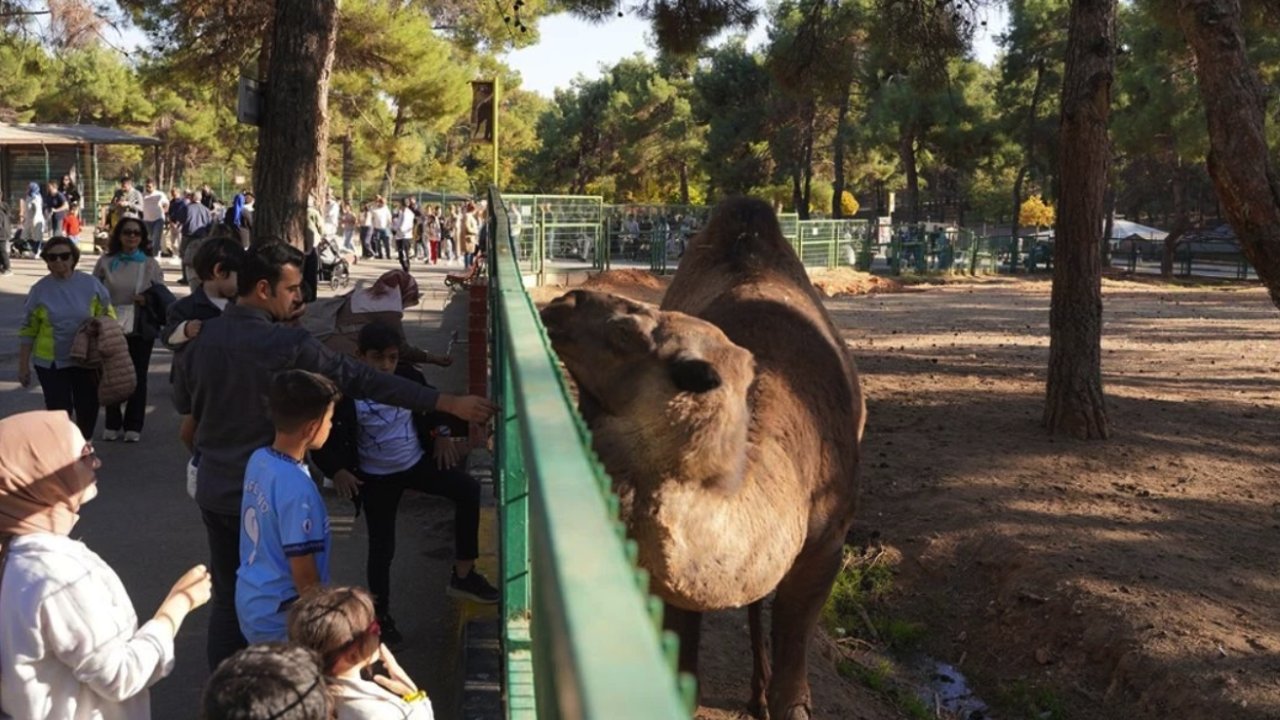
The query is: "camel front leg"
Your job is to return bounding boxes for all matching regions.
[748,599,772,719]
[767,542,843,720]
[663,602,703,680]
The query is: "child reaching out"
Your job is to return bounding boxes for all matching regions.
[314,321,497,645]
[237,370,341,643]
[288,586,434,720]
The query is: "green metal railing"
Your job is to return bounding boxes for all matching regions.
[487,186,694,719]
[503,194,607,281]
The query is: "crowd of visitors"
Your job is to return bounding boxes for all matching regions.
[3,182,497,718]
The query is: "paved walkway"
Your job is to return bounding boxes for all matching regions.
[0,249,495,719]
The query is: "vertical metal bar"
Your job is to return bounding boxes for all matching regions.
[493,77,501,188]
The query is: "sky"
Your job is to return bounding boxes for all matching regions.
[505,6,1009,98]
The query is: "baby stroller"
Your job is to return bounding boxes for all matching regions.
[317,238,350,291]
[444,252,485,292]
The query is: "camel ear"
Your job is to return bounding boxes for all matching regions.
[606,314,657,355]
[670,358,721,393]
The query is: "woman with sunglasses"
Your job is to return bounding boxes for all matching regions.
[92,217,165,442]
[288,586,434,719]
[17,236,115,440]
[0,410,212,720]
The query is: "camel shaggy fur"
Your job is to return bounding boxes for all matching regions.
[540,197,865,719]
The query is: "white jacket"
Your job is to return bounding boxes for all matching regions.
[332,676,434,720]
[0,533,174,720]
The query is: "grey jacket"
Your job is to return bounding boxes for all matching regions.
[173,303,440,515]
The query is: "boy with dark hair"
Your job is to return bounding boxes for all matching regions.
[315,320,497,645]
[236,369,341,643]
[164,236,245,350]
[201,644,330,720]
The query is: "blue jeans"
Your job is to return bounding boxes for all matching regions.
[146,219,165,248]
[373,228,390,258]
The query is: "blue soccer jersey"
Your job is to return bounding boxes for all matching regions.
[236,447,331,643]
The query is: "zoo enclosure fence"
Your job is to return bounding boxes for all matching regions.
[486,185,695,719]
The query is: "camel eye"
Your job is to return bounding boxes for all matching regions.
[669,358,721,393]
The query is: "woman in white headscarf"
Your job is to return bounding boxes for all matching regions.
[0,410,212,720]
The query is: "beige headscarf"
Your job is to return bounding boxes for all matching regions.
[0,411,94,538]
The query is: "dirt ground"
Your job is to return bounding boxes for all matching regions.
[541,269,1280,720]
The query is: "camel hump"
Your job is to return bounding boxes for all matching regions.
[687,197,805,280]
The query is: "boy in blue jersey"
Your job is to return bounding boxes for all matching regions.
[237,369,341,643]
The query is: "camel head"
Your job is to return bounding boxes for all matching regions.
[541,289,755,491]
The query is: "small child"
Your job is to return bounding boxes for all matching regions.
[166,237,245,498]
[289,586,434,720]
[236,369,341,643]
[201,644,331,720]
[314,321,497,645]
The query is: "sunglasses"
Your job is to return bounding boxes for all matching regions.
[120,228,143,237]
[44,252,73,262]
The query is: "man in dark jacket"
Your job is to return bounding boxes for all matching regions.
[0,199,11,275]
[178,191,214,285]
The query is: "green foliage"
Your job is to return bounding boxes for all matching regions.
[836,660,932,720]
[821,548,896,634]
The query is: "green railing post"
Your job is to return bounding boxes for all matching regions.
[487,186,690,720]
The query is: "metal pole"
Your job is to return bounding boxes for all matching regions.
[492,76,501,188]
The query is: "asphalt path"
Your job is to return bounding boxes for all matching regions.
[0,249,484,719]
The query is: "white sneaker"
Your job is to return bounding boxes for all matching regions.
[123,431,141,443]
[103,429,120,441]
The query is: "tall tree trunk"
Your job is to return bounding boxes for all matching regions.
[678,162,689,205]
[1043,0,1116,440]
[383,108,406,197]
[1101,176,1115,267]
[801,109,815,220]
[251,0,339,249]
[832,84,852,218]
[1161,157,1188,278]
[1010,166,1027,274]
[1010,58,1049,275]
[898,122,919,224]
[341,131,353,202]
[791,164,803,218]
[1177,0,1280,309]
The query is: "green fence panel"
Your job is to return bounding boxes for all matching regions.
[487,186,693,720]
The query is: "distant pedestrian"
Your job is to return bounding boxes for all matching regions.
[141,178,169,249]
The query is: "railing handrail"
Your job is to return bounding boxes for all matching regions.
[487,186,691,720]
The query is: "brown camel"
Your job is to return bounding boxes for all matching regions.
[540,197,864,719]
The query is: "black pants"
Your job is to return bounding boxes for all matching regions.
[361,457,480,618]
[105,334,152,433]
[35,365,98,440]
[395,238,411,273]
[202,508,248,670]
[302,248,319,303]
